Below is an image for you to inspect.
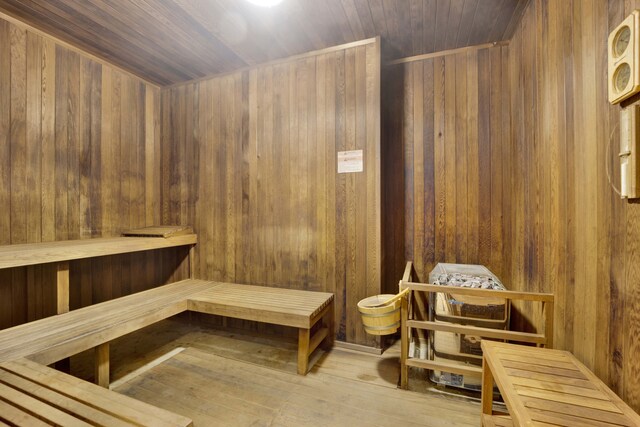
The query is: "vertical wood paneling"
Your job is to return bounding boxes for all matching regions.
[506,0,640,411]
[0,15,186,330]
[41,37,56,244]
[161,40,382,346]
[385,44,510,283]
[0,47,13,320]
[10,25,27,326]
[386,2,639,411]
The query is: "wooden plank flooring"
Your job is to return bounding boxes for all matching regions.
[68,316,480,426]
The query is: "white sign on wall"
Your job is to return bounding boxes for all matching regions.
[337,150,363,174]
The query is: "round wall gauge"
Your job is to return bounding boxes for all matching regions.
[615,63,632,92]
[609,11,640,104]
[614,26,631,57]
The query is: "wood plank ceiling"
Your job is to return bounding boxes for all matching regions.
[0,0,528,85]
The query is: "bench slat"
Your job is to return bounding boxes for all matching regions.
[189,300,312,328]
[0,398,50,427]
[3,359,193,427]
[0,368,133,426]
[189,283,334,328]
[0,279,212,349]
[0,279,334,424]
[0,279,217,363]
[0,381,92,426]
[0,234,197,269]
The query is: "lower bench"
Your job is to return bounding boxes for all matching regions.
[0,279,335,426]
[0,358,192,426]
[188,282,334,374]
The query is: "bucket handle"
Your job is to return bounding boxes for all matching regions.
[368,287,410,308]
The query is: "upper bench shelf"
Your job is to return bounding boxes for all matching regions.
[0,226,197,270]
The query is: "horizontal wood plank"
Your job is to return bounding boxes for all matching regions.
[482,341,640,426]
[0,381,92,426]
[407,320,547,344]
[0,368,132,426]
[188,282,334,329]
[2,359,193,427]
[0,235,197,269]
[0,398,51,427]
[0,279,214,363]
[403,282,554,302]
[406,358,482,377]
[121,225,193,237]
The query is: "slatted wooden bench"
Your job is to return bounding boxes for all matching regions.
[0,279,213,367]
[188,282,334,374]
[0,226,335,425]
[481,341,640,426]
[0,358,192,426]
[0,227,198,318]
[0,279,334,377]
[0,278,334,425]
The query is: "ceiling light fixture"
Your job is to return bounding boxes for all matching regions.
[246,0,283,7]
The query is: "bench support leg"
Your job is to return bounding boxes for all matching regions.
[400,295,409,389]
[321,303,334,351]
[297,328,310,375]
[481,357,494,417]
[55,262,70,314]
[95,343,110,388]
[54,262,71,373]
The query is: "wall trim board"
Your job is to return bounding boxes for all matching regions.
[163,37,380,90]
[502,0,532,40]
[386,41,509,66]
[334,340,384,355]
[0,9,160,88]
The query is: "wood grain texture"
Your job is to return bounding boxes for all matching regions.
[505,0,640,413]
[0,14,187,330]
[0,0,528,85]
[384,43,510,283]
[386,0,640,412]
[0,359,193,427]
[0,235,197,269]
[481,341,640,427]
[161,40,382,347]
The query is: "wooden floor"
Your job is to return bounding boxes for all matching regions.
[68,316,480,426]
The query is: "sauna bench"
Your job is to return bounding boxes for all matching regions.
[0,233,198,315]
[0,279,334,425]
[0,358,192,427]
[480,341,640,426]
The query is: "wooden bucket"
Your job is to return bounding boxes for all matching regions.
[357,294,401,335]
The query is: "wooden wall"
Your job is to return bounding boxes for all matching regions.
[383,44,510,284]
[384,0,640,410]
[0,15,188,330]
[160,40,382,346]
[505,0,640,410]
